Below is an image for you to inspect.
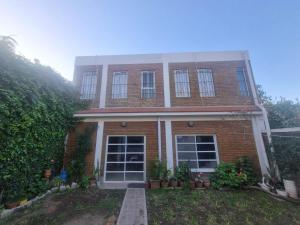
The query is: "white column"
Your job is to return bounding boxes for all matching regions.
[165,119,174,171]
[99,64,108,108]
[94,121,104,172]
[251,117,270,175]
[163,62,171,107]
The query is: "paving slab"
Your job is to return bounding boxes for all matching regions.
[117,188,148,225]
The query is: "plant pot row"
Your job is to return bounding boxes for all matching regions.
[148,179,210,189]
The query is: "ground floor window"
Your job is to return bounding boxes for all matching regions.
[176,135,219,172]
[105,136,145,182]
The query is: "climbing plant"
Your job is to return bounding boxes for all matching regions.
[0,36,84,203]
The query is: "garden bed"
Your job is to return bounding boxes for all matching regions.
[0,188,125,225]
[146,189,300,225]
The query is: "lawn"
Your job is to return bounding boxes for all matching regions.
[147,189,300,225]
[0,188,125,225]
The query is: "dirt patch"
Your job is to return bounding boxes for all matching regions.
[1,188,125,225]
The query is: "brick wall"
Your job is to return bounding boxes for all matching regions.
[64,122,97,176]
[105,64,164,107]
[171,120,261,173]
[74,65,102,108]
[101,121,159,176]
[169,61,254,106]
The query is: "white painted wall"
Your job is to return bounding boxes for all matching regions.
[165,120,174,172]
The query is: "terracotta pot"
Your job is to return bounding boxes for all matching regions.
[169,180,177,188]
[89,178,97,187]
[178,180,185,187]
[203,180,211,188]
[145,182,150,189]
[189,180,196,189]
[195,181,203,188]
[44,169,52,178]
[161,180,169,188]
[150,180,161,189]
[5,201,20,209]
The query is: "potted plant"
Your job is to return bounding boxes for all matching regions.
[169,175,177,188]
[52,176,64,188]
[161,166,171,188]
[175,163,190,187]
[195,172,204,188]
[149,159,163,189]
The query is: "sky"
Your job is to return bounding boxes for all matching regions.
[0,0,300,100]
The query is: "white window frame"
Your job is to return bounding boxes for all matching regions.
[80,71,97,100]
[197,69,215,97]
[175,134,220,172]
[174,69,191,97]
[112,71,128,99]
[104,135,146,183]
[236,67,250,96]
[141,71,156,99]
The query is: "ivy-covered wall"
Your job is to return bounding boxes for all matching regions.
[0,37,83,202]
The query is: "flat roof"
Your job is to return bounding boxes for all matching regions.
[75,50,249,66]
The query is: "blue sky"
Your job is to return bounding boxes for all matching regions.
[1,0,299,100]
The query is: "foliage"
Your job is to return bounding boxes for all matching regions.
[79,175,90,190]
[257,85,300,129]
[175,162,190,182]
[149,159,168,180]
[271,136,300,179]
[67,125,96,182]
[0,36,84,203]
[235,156,257,185]
[51,176,64,187]
[210,163,247,189]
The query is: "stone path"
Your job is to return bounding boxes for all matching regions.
[116,188,148,225]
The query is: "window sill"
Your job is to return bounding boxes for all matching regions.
[191,168,216,173]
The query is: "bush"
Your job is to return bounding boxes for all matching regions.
[0,36,84,203]
[235,156,257,185]
[149,159,167,180]
[210,163,247,189]
[79,176,90,190]
[175,163,190,182]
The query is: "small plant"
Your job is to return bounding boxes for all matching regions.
[79,175,90,190]
[235,156,257,185]
[210,162,247,189]
[51,176,64,188]
[175,163,190,182]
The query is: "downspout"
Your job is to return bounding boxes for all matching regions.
[157,117,162,161]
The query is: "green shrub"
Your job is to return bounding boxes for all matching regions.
[0,36,84,203]
[79,176,90,190]
[175,162,190,182]
[235,156,257,185]
[149,159,167,180]
[210,163,247,189]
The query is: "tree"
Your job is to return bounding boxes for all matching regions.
[257,85,300,129]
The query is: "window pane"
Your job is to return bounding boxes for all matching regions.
[178,144,196,152]
[107,145,125,153]
[177,136,195,143]
[109,136,125,144]
[178,152,197,160]
[106,163,124,171]
[127,145,144,152]
[178,160,198,169]
[126,154,144,162]
[107,154,125,162]
[125,173,144,181]
[196,136,214,143]
[197,69,215,97]
[198,161,217,168]
[198,152,216,160]
[106,173,124,181]
[80,72,97,100]
[236,68,249,96]
[142,71,155,99]
[112,72,128,99]
[127,136,144,144]
[196,144,215,151]
[174,70,190,97]
[126,163,144,171]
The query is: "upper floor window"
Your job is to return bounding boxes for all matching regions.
[112,72,128,99]
[197,69,215,97]
[174,70,190,97]
[141,71,155,99]
[236,67,250,96]
[80,72,97,100]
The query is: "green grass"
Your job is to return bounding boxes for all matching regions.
[147,189,300,225]
[0,188,125,225]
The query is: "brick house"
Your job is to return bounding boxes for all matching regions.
[65,51,271,184]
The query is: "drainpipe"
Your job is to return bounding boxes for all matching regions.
[157,117,162,161]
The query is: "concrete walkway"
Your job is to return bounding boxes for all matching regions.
[116,188,148,225]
